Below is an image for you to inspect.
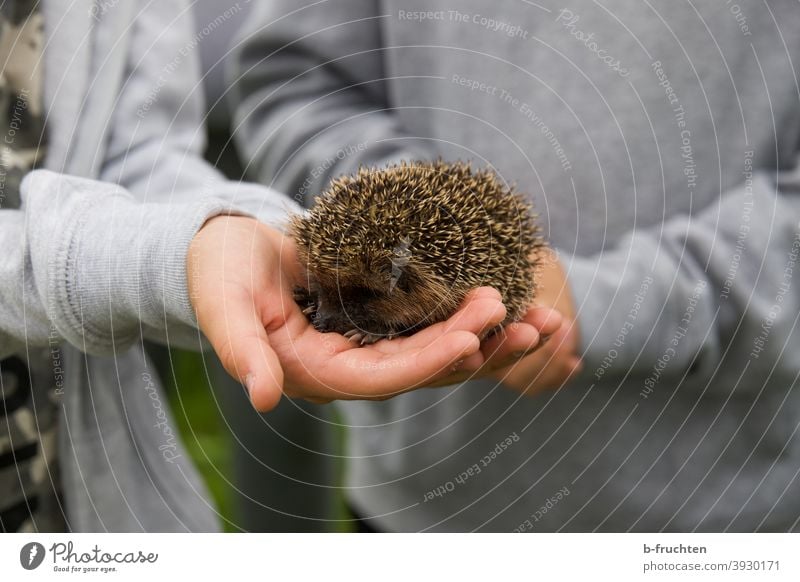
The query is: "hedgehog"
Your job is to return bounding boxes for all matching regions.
[290,160,544,345]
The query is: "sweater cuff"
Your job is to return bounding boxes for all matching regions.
[23,170,258,354]
[211,180,304,233]
[146,196,250,332]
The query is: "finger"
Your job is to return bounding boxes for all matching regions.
[456,350,485,372]
[245,341,285,412]
[530,356,584,395]
[447,305,561,374]
[376,289,506,354]
[470,308,563,372]
[472,321,542,371]
[200,285,285,412]
[277,287,500,399]
[321,330,481,399]
[491,319,570,386]
[411,330,482,387]
[450,287,507,338]
[466,286,503,303]
[564,357,584,382]
[550,317,580,356]
[521,306,563,337]
[403,343,487,389]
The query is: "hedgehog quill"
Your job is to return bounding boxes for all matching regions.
[290,161,544,345]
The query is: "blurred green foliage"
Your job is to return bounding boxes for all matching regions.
[160,348,354,532]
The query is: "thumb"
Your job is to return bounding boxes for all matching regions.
[236,328,284,412]
[198,288,285,411]
[560,317,581,354]
[548,317,581,365]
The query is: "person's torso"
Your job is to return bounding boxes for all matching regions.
[342,0,800,532]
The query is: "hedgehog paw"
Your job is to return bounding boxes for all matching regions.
[344,330,364,344]
[359,333,383,346]
[293,286,319,320]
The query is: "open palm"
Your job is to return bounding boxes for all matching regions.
[188,215,561,411]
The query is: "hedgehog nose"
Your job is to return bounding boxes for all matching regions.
[312,308,336,332]
[313,299,350,332]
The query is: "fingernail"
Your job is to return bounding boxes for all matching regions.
[244,374,256,396]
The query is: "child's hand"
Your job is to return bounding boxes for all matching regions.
[492,249,583,395]
[399,250,579,391]
[187,216,514,410]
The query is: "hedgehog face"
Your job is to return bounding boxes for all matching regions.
[296,240,456,343]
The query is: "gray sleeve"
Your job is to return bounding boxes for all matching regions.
[0,0,302,358]
[227,0,436,205]
[20,170,247,356]
[567,158,800,387]
[85,0,302,351]
[0,208,47,358]
[0,169,244,359]
[99,0,299,229]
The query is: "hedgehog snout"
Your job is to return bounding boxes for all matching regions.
[308,293,340,333]
[310,307,337,333]
[307,290,361,333]
[311,287,397,343]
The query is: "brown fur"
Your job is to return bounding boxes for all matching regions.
[290,160,544,344]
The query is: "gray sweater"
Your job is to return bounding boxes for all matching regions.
[232,0,800,531]
[1,0,298,531]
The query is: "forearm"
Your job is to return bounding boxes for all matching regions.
[568,168,800,387]
[21,170,248,355]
